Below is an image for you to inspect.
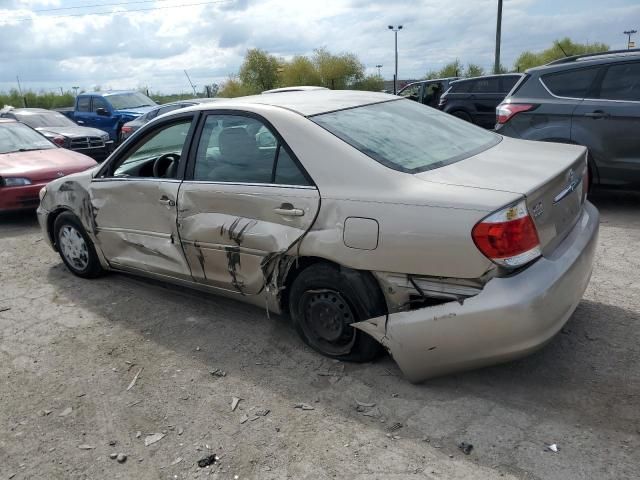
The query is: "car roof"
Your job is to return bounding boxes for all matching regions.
[262,86,330,94]
[526,49,640,74]
[179,90,397,117]
[9,108,55,114]
[450,73,522,84]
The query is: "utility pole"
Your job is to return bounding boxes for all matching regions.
[624,29,637,49]
[494,0,503,74]
[375,64,383,77]
[59,87,64,95]
[72,86,79,97]
[184,70,197,96]
[388,25,403,94]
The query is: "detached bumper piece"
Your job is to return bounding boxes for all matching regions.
[354,201,599,383]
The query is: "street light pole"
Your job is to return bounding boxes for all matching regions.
[376,64,383,77]
[494,0,503,74]
[624,29,637,49]
[388,25,403,94]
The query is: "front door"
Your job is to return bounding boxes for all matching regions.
[572,61,640,188]
[91,113,197,279]
[178,112,320,295]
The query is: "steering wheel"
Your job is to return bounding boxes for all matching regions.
[152,153,180,178]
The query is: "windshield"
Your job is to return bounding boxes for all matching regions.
[311,99,500,173]
[105,92,157,110]
[0,122,55,154]
[15,111,76,128]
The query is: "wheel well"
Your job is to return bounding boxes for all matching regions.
[279,257,387,316]
[46,207,71,250]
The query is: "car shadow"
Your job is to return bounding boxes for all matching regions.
[0,210,40,239]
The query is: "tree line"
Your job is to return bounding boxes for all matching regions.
[0,38,610,107]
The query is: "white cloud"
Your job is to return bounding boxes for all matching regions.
[0,0,638,93]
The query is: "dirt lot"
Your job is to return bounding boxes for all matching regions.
[1,191,639,480]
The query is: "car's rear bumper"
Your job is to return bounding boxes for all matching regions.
[0,183,47,212]
[354,201,599,382]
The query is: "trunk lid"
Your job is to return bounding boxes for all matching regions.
[0,148,97,183]
[416,136,588,254]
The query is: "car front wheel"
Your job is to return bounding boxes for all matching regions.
[289,263,385,362]
[54,211,104,278]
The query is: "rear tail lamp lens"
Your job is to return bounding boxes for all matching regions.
[472,200,541,268]
[496,103,535,124]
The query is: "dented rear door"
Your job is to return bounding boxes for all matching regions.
[177,112,320,295]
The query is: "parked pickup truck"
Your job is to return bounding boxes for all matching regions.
[58,91,157,141]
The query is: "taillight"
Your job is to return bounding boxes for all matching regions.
[472,200,541,268]
[52,136,66,147]
[496,103,535,124]
[121,126,133,134]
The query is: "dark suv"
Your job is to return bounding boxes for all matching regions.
[495,49,640,190]
[397,78,459,108]
[438,74,522,128]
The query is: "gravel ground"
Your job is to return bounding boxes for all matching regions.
[1,190,638,480]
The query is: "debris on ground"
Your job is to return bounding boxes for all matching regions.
[135,431,142,438]
[196,346,201,351]
[0,306,11,313]
[546,443,559,453]
[109,453,118,459]
[209,368,227,377]
[388,422,403,432]
[170,457,183,466]
[355,400,376,409]
[197,454,218,467]
[126,367,143,391]
[458,442,473,455]
[144,432,166,446]
[116,453,127,463]
[239,414,249,424]
[391,393,399,398]
[177,427,184,435]
[109,440,117,446]
[38,409,52,416]
[294,403,314,410]
[231,397,241,411]
[58,407,72,417]
[254,409,270,417]
[77,444,95,450]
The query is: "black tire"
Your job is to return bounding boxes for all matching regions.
[288,263,386,362]
[451,110,473,123]
[53,211,104,279]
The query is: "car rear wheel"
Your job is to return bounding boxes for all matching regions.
[54,211,104,278]
[451,110,472,123]
[288,263,385,362]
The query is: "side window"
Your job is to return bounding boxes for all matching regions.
[501,76,520,93]
[450,81,471,93]
[111,119,193,178]
[398,84,421,101]
[192,114,310,186]
[92,97,109,112]
[77,97,90,112]
[542,67,600,98]
[598,62,640,101]
[471,78,500,93]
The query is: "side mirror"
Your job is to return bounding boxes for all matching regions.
[96,107,109,117]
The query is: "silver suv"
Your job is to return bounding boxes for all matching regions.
[495,49,640,190]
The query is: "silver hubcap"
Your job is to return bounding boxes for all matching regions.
[59,225,89,271]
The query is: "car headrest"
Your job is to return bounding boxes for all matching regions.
[218,127,258,162]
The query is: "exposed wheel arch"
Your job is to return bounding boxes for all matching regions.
[47,207,74,250]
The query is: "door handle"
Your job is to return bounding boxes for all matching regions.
[274,204,304,216]
[158,196,176,207]
[583,111,610,119]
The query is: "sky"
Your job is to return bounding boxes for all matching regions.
[0,0,638,94]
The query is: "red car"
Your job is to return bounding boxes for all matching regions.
[0,119,97,212]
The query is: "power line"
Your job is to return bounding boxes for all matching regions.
[1,0,233,24]
[31,0,172,13]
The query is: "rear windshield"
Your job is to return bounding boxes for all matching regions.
[105,92,156,110]
[311,99,500,173]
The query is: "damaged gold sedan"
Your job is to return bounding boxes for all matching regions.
[37,91,599,382]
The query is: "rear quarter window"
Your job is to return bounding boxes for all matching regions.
[470,77,501,93]
[598,62,640,101]
[449,81,472,93]
[541,66,601,98]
